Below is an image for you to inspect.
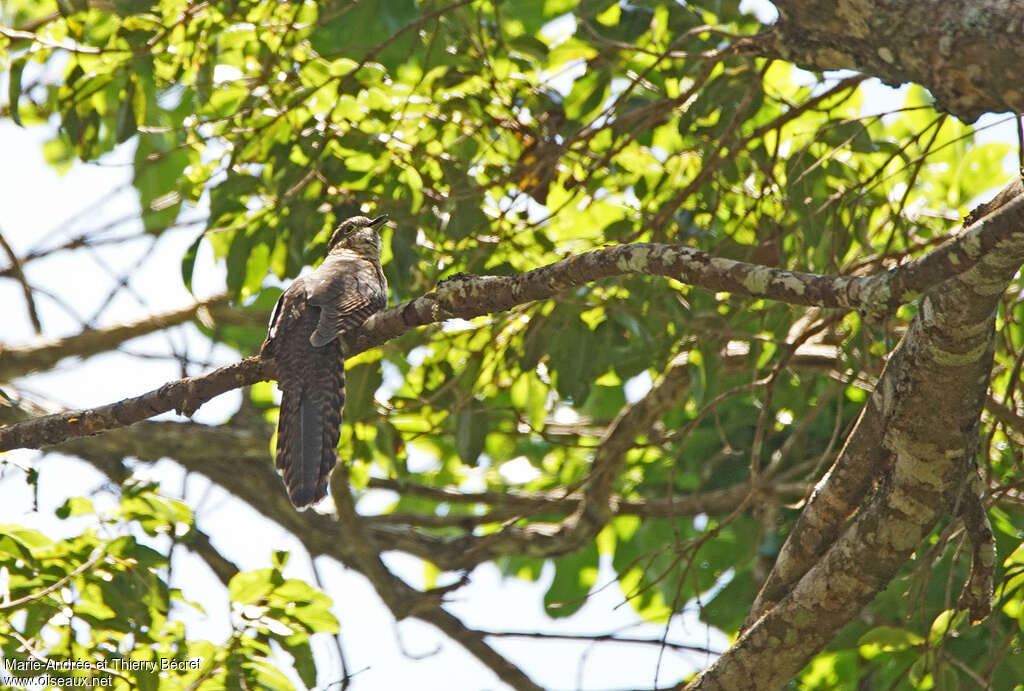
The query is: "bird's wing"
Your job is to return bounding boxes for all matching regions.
[260,279,303,358]
[305,254,380,347]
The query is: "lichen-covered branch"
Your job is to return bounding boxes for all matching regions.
[688,192,1021,690]
[744,397,892,627]
[0,357,275,450]
[745,183,1024,625]
[768,0,1024,121]
[7,182,1024,453]
[957,471,995,624]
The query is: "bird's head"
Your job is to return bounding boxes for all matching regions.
[327,214,388,257]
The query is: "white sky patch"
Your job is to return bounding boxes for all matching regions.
[973,112,1021,160]
[441,318,475,332]
[739,0,778,23]
[788,65,819,88]
[358,488,400,515]
[552,404,580,424]
[375,359,403,401]
[213,64,243,84]
[459,466,488,493]
[888,182,908,203]
[499,456,542,485]
[407,443,441,473]
[624,370,653,403]
[775,409,794,426]
[406,345,430,366]
[621,185,641,210]
[540,58,586,98]
[540,13,576,45]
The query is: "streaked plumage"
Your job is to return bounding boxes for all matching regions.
[261,215,388,508]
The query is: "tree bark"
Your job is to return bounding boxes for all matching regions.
[769,0,1024,121]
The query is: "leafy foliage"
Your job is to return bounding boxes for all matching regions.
[0,483,337,690]
[2,0,1023,688]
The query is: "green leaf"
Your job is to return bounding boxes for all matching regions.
[206,82,249,118]
[242,233,271,299]
[198,286,280,355]
[237,657,296,690]
[226,228,254,295]
[455,398,487,467]
[927,608,966,646]
[700,568,757,634]
[548,312,596,404]
[118,491,193,537]
[0,525,55,551]
[564,66,611,124]
[310,0,419,72]
[280,637,317,688]
[544,543,598,618]
[343,361,383,421]
[509,34,549,61]
[112,0,157,16]
[133,133,193,234]
[115,81,137,143]
[55,496,95,519]
[181,231,204,294]
[398,167,424,213]
[447,201,488,240]
[599,3,654,43]
[9,55,26,127]
[287,602,340,634]
[857,626,924,659]
[229,568,281,605]
[42,136,74,175]
[0,533,40,568]
[387,226,419,300]
[799,651,858,689]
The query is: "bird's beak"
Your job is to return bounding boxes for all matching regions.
[369,215,389,229]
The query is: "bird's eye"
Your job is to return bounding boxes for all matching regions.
[343,224,353,234]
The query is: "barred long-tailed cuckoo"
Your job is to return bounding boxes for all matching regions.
[261,214,388,509]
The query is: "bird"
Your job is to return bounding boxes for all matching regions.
[260,214,389,509]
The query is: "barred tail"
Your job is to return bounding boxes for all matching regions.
[275,345,346,509]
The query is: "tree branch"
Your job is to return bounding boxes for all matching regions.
[413,608,545,691]
[185,528,241,587]
[744,181,1024,626]
[0,357,275,450]
[0,226,42,334]
[689,191,1021,689]
[478,629,722,655]
[769,0,1024,121]
[365,477,808,522]
[956,471,995,624]
[0,294,242,380]
[54,419,542,689]
[436,350,692,564]
[7,183,1024,454]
